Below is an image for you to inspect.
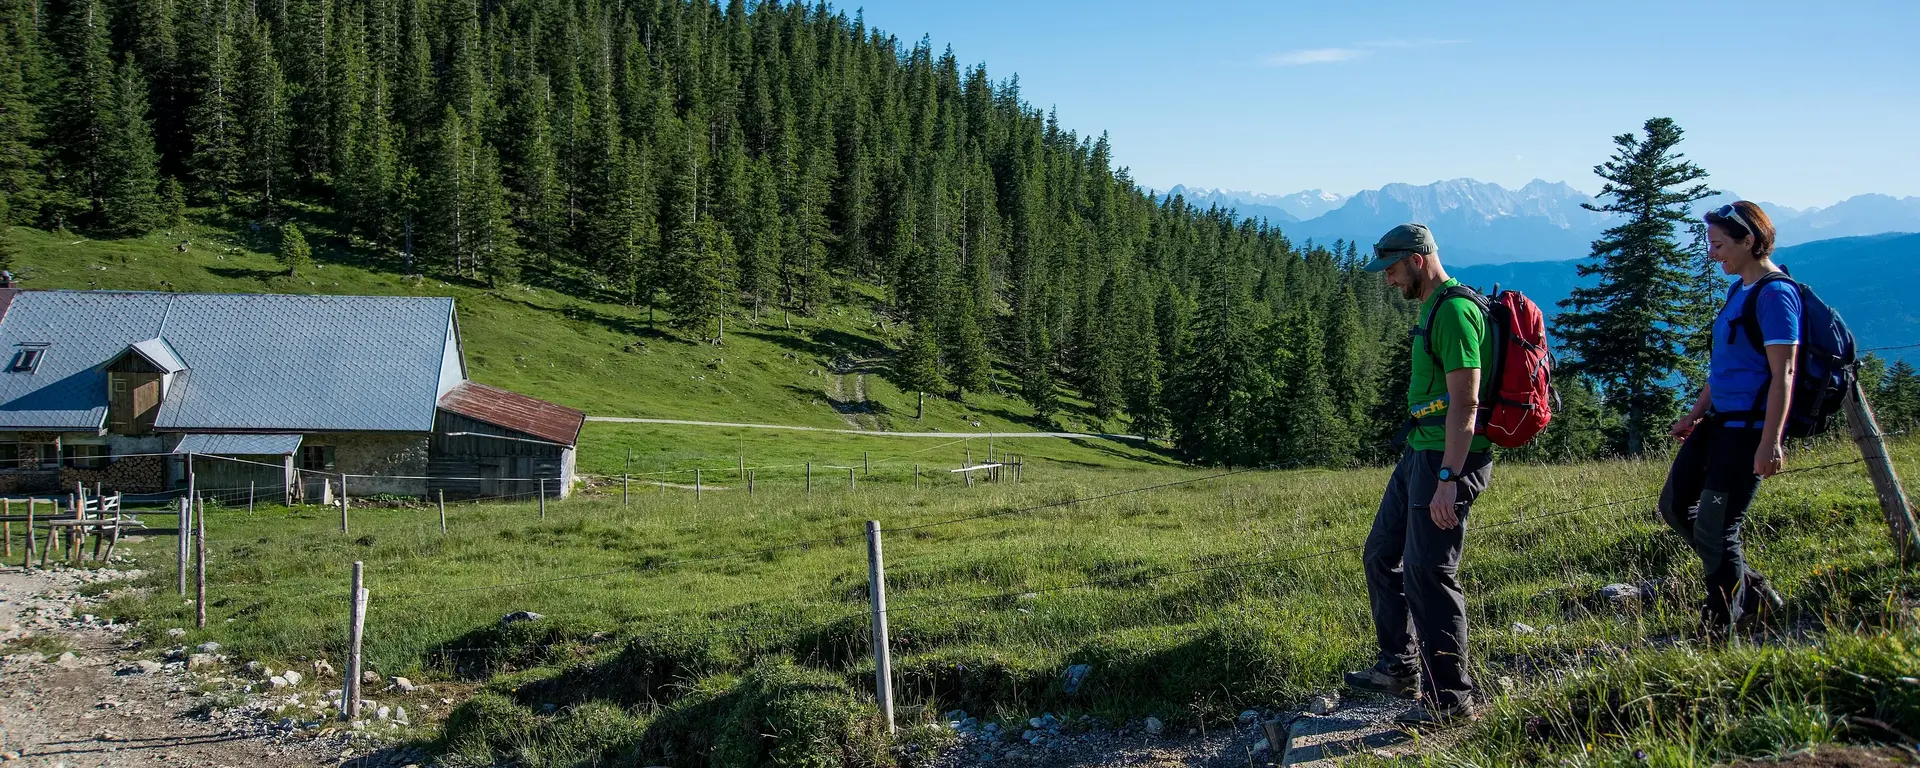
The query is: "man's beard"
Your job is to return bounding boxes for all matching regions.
[1400,281,1420,300]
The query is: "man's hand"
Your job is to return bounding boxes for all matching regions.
[1671,415,1701,440]
[1428,481,1460,530]
[1754,441,1785,478]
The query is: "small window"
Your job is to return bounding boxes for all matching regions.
[0,442,19,469]
[63,444,108,470]
[12,344,48,373]
[300,445,336,472]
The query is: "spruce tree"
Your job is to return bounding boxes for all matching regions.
[1555,117,1714,455]
[45,0,114,227]
[0,190,14,270]
[278,221,310,275]
[1271,307,1350,466]
[0,13,42,224]
[1880,359,1920,431]
[187,4,241,206]
[98,58,163,236]
[898,317,945,418]
[233,9,287,215]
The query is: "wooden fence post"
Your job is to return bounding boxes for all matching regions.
[438,489,447,535]
[345,561,366,720]
[624,449,632,507]
[864,452,869,475]
[3,499,9,559]
[914,464,919,490]
[195,496,207,628]
[806,463,813,494]
[22,499,34,568]
[248,481,255,516]
[748,469,755,495]
[539,478,547,518]
[339,473,349,534]
[695,469,702,501]
[1845,382,1920,563]
[177,496,188,594]
[865,521,896,734]
[848,467,856,491]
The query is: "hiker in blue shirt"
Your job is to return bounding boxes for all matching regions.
[1661,200,1794,643]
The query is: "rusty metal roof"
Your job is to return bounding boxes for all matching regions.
[437,381,584,446]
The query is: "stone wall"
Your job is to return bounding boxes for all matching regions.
[311,432,431,498]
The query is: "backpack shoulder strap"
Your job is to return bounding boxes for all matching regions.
[1416,285,1487,365]
[1737,271,1796,356]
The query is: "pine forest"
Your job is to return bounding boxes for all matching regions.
[0,0,1897,466]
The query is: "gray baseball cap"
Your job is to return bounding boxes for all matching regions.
[1364,223,1437,272]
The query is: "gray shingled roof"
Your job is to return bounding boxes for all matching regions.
[0,291,457,432]
[173,433,304,455]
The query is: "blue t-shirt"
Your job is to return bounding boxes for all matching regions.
[1708,276,1802,418]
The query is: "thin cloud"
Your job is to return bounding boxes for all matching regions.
[1262,38,1467,67]
[1262,47,1369,67]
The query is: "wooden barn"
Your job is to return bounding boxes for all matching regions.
[429,382,585,500]
[0,288,584,500]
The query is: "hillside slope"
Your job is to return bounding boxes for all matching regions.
[4,213,1167,470]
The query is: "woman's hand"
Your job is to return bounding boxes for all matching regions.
[1671,414,1702,440]
[1753,441,1785,478]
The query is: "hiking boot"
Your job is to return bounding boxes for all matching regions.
[1344,667,1418,698]
[1394,698,1478,728]
[1733,573,1784,635]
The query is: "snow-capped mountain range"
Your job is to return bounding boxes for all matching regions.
[1161,179,1920,266]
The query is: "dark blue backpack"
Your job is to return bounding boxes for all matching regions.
[1726,269,1856,438]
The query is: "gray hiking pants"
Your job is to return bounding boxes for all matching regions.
[1363,447,1492,708]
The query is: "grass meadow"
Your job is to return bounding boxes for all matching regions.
[41,437,1915,767]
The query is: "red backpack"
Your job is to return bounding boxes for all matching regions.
[1417,284,1556,448]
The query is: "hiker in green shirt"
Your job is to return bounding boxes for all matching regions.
[1342,223,1494,727]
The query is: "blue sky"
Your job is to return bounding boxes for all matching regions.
[854,0,1919,210]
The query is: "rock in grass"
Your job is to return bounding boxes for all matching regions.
[187,653,217,669]
[1143,716,1164,736]
[1307,694,1340,715]
[500,611,544,626]
[196,641,221,654]
[1512,622,1537,635]
[1062,664,1092,695]
[268,676,289,689]
[1597,583,1642,608]
[282,670,303,686]
[55,652,83,669]
[1239,709,1261,725]
[392,677,415,692]
[312,659,335,677]
[166,627,186,638]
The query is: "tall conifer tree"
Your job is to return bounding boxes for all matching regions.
[1554,117,1713,454]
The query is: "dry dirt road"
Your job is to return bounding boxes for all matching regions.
[0,565,411,767]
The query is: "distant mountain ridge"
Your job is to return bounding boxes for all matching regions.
[1452,232,1920,363]
[1169,179,1920,266]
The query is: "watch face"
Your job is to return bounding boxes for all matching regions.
[1437,468,1453,481]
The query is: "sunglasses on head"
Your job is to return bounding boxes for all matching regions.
[1706,203,1754,236]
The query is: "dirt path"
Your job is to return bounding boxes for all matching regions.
[929,695,1439,767]
[0,566,375,767]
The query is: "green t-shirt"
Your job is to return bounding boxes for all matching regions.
[1407,278,1492,452]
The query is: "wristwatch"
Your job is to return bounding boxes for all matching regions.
[1436,466,1462,484]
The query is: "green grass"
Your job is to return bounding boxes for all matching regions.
[15,215,1919,766]
[56,438,1917,766]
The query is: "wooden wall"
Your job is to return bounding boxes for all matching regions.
[427,411,567,501]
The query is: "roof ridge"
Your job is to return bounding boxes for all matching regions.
[27,288,457,303]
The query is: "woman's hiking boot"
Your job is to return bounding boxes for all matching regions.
[1344,667,1418,698]
[1732,572,1784,636]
